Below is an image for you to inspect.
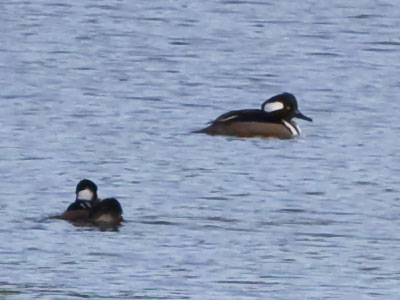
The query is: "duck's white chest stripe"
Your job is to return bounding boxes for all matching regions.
[282,120,301,136]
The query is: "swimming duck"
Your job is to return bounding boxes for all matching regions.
[193,93,312,139]
[89,198,123,226]
[55,179,123,226]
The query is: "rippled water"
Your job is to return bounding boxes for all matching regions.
[1,0,400,299]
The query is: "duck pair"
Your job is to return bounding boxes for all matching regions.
[55,93,309,226]
[55,179,123,227]
[194,93,312,139]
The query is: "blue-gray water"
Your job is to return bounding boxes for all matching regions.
[1,0,400,299]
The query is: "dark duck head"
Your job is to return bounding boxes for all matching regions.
[261,92,313,122]
[89,198,123,226]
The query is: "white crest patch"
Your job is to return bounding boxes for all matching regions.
[263,101,284,113]
[77,188,94,201]
[282,120,300,136]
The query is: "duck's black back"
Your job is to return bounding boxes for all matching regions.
[213,109,280,124]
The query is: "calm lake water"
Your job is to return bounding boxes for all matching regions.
[1,0,400,299]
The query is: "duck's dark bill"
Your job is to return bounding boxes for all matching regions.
[295,111,313,122]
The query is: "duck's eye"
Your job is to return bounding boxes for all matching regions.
[286,106,291,110]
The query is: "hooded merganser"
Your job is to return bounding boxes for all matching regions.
[55,179,123,226]
[89,198,123,226]
[193,93,312,139]
[67,179,100,211]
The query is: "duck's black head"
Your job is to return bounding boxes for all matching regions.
[89,198,123,226]
[93,198,123,215]
[261,93,312,122]
[75,179,98,202]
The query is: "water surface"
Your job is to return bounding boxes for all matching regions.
[1,0,400,299]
